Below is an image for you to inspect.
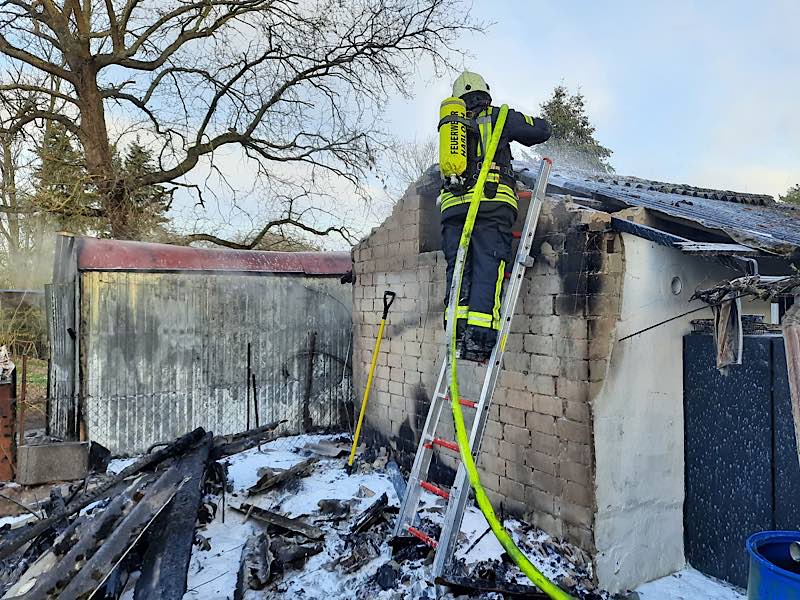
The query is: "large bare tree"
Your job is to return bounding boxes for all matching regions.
[0,0,476,243]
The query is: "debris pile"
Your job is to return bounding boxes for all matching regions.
[0,428,609,599]
[183,434,609,600]
[0,422,282,599]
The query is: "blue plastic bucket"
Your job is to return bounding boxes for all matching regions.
[747,531,800,599]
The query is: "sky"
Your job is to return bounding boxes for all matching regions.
[385,0,800,199]
[5,0,796,250]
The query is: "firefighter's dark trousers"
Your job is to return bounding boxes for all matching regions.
[441,202,515,333]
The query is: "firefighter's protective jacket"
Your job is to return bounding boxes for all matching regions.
[440,106,551,213]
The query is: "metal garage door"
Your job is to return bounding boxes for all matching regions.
[684,333,800,587]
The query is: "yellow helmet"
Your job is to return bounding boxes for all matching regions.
[452,71,490,98]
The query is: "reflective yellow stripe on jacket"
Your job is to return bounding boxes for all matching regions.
[440,183,518,212]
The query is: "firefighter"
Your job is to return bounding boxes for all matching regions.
[439,71,551,361]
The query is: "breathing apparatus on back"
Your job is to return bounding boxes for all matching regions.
[438,71,493,196]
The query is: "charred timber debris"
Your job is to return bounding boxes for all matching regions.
[0,423,285,599]
[0,425,580,598]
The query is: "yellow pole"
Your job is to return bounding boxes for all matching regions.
[348,290,396,468]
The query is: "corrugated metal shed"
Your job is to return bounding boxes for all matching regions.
[48,235,354,454]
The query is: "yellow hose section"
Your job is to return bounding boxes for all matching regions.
[446,105,574,600]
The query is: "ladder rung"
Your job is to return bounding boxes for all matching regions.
[420,481,450,500]
[423,437,459,453]
[407,525,439,548]
[441,395,477,409]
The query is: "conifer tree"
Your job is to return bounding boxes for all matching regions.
[537,85,613,172]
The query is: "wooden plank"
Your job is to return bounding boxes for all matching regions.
[210,420,285,460]
[56,467,185,599]
[0,427,205,561]
[674,241,758,256]
[610,216,689,248]
[134,433,213,600]
[246,457,317,496]
[234,534,272,599]
[231,504,324,540]
[11,478,145,597]
[350,492,388,535]
[435,574,549,599]
[782,303,800,470]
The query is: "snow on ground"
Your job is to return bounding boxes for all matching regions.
[635,568,745,600]
[2,434,749,599]
[184,433,401,599]
[0,513,31,528]
[177,434,748,600]
[182,433,603,599]
[107,456,139,475]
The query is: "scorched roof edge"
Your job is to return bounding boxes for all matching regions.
[73,236,352,276]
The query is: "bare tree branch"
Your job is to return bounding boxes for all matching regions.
[0,0,481,241]
[183,217,354,249]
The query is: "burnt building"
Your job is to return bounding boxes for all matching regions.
[351,162,800,592]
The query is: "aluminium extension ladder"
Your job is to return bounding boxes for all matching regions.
[392,158,552,579]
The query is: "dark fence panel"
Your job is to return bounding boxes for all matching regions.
[684,333,800,588]
[684,334,774,588]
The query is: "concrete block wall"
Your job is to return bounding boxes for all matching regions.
[352,182,624,558]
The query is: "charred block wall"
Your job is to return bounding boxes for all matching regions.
[352,182,623,556]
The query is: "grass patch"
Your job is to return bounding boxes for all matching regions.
[15,356,47,401]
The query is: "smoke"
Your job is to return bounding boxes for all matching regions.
[0,227,59,291]
[518,140,613,176]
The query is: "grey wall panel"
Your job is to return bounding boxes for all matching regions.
[79,271,352,454]
[47,235,80,438]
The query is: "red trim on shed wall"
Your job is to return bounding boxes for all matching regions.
[74,237,351,275]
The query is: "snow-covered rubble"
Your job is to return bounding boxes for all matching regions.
[182,433,609,599]
[4,431,747,600]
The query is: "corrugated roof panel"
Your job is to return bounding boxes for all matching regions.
[514,162,800,255]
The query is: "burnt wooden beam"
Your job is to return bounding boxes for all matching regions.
[56,467,185,600]
[350,492,388,535]
[610,216,690,248]
[133,433,213,600]
[15,478,146,597]
[246,457,317,496]
[211,420,285,460]
[435,574,549,599]
[234,534,272,600]
[212,421,282,446]
[0,428,206,560]
[782,302,800,469]
[232,504,324,540]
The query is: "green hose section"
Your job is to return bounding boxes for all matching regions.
[445,104,574,600]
